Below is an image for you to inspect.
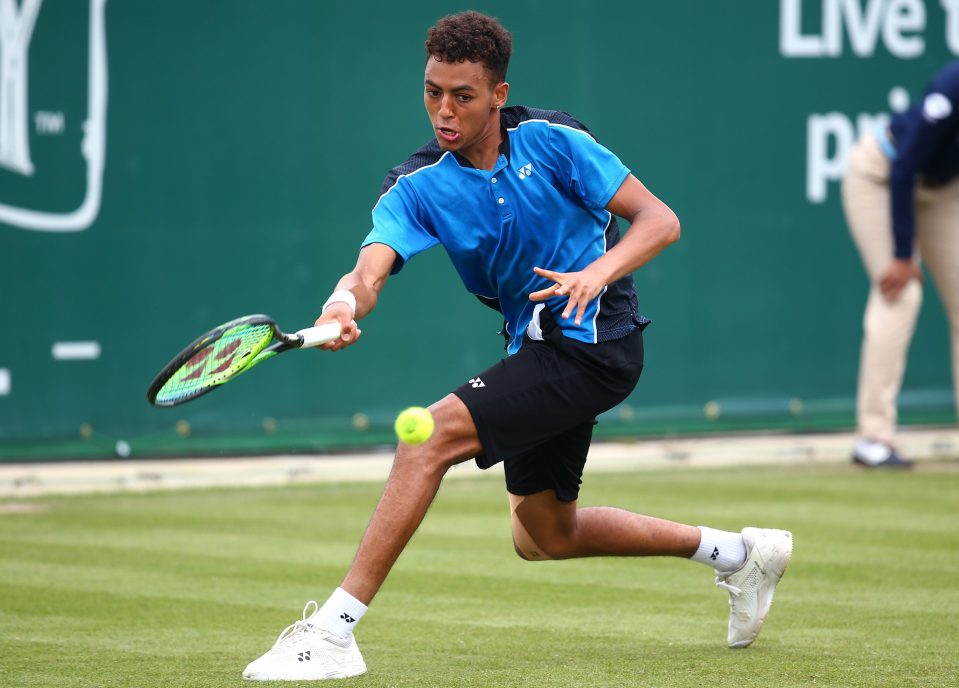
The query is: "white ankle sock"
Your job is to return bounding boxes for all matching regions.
[309,587,368,637]
[691,526,747,572]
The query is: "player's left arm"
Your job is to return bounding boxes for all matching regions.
[530,174,679,325]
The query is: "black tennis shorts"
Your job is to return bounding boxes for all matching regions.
[453,309,644,502]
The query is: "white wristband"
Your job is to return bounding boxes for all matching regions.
[322,289,356,316]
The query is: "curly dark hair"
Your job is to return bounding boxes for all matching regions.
[425,11,513,83]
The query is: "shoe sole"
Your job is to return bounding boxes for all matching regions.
[243,663,367,681]
[852,457,914,469]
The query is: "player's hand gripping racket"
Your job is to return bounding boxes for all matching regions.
[146,314,341,407]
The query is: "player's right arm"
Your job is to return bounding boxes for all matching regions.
[315,242,398,351]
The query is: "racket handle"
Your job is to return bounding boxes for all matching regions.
[295,322,343,348]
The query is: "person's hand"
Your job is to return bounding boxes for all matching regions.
[314,302,361,351]
[878,259,923,301]
[528,266,606,326]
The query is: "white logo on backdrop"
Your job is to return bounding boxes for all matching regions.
[780,0,959,203]
[0,0,108,232]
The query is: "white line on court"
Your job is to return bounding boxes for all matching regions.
[0,368,9,396]
[52,342,101,361]
[0,428,957,498]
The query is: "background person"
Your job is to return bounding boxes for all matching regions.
[842,61,959,469]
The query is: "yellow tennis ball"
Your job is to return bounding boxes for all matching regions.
[394,406,435,445]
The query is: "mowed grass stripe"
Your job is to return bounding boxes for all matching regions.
[1,465,957,687]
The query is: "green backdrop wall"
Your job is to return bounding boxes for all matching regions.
[1,0,956,458]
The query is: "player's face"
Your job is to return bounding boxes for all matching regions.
[424,57,507,161]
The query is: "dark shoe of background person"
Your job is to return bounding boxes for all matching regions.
[852,448,914,469]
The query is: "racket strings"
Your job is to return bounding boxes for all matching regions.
[154,323,274,404]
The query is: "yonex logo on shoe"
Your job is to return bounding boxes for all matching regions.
[469,377,485,388]
[710,547,720,561]
[339,613,355,623]
[297,651,311,662]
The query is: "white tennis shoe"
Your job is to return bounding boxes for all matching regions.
[243,601,367,681]
[715,527,793,648]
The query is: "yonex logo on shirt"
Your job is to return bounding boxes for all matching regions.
[518,163,533,179]
[469,377,486,388]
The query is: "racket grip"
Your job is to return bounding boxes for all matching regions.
[295,322,343,348]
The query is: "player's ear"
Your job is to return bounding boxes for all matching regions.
[494,81,509,110]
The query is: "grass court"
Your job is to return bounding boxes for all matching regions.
[1,463,957,687]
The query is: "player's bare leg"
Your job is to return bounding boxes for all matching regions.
[243,394,480,681]
[509,489,792,649]
[509,489,700,560]
[341,393,482,603]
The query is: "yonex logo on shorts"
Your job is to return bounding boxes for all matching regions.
[469,377,485,388]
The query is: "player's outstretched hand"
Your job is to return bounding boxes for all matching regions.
[529,266,606,326]
[314,303,361,351]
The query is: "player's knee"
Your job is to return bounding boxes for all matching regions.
[508,492,579,561]
[510,521,562,561]
[512,539,532,561]
[391,393,480,477]
[511,535,552,561]
[392,441,455,478]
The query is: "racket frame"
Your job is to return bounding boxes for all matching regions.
[146,314,339,407]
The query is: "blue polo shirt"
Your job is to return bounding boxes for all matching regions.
[363,106,645,354]
[888,61,959,258]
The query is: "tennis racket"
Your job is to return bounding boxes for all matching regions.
[146,314,341,407]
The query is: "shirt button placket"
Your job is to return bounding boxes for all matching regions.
[491,172,511,219]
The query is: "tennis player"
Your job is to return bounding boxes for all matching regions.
[243,11,792,681]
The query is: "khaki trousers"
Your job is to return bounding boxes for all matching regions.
[841,133,959,445]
